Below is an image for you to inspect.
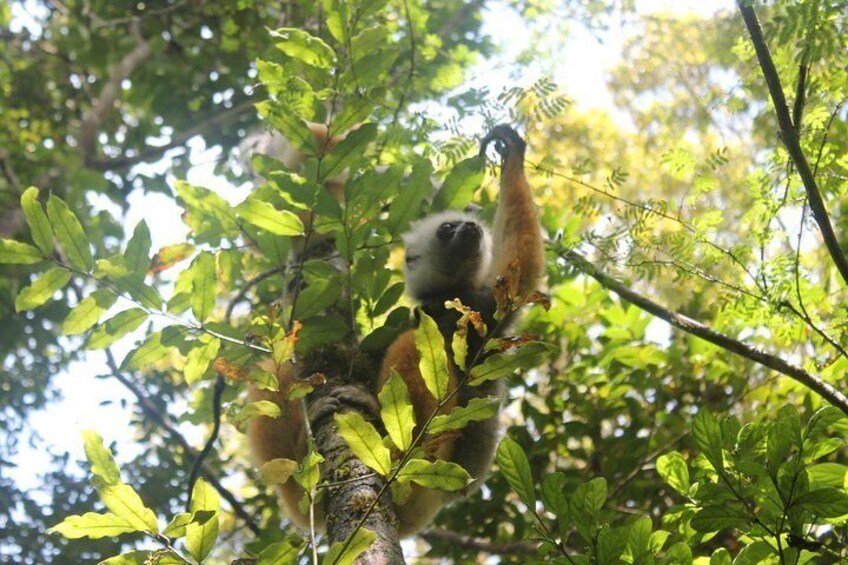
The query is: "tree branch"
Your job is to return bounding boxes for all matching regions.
[737,2,848,286]
[561,249,848,415]
[0,149,23,194]
[88,100,255,171]
[419,529,538,556]
[79,23,152,164]
[103,349,261,535]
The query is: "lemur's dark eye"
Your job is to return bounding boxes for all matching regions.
[436,222,456,241]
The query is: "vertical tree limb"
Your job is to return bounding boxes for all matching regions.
[301,351,405,564]
[737,2,848,286]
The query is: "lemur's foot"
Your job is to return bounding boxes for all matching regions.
[307,385,379,427]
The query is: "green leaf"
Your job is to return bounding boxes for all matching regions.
[47,194,94,271]
[184,338,220,385]
[62,289,117,336]
[432,154,485,211]
[541,472,569,519]
[793,487,848,517]
[397,459,471,491]
[804,437,842,462]
[660,544,692,565]
[378,369,415,451]
[733,541,775,565]
[255,102,317,156]
[85,308,148,350]
[692,410,723,471]
[99,550,156,565]
[270,28,337,69]
[82,430,121,486]
[710,548,731,565]
[807,463,848,489]
[359,0,389,19]
[0,239,43,264]
[248,227,291,267]
[656,452,690,495]
[768,404,800,470]
[648,529,670,554]
[190,252,217,323]
[451,328,468,372]
[573,477,607,516]
[415,311,450,401]
[496,437,535,506]
[294,447,324,491]
[628,515,652,554]
[231,400,282,430]
[805,405,845,438]
[46,512,138,539]
[162,512,194,539]
[428,397,500,434]
[321,0,348,43]
[597,525,628,564]
[186,479,220,563]
[257,540,300,565]
[469,342,552,385]
[322,122,377,178]
[123,331,170,371]
[174,181,239,240]
[259,458,300,485]
[335,411,392,476]
[98,484,159,533]
[236,198,304,236]
[162,511,215,539]
[111,275,163,311]
[15,267,71,311]
[291,274,342,320]
[690,505,749,532]
[296,315,350,353]
[372,282,405,318]
[125,221,152,276]
[21,186,53,255]
[324,528,376,565]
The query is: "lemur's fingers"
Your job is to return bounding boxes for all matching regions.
[479,124,526,160]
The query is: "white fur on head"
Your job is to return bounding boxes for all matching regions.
[403,210,493,300]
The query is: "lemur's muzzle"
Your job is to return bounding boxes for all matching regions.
[452,222,482,257]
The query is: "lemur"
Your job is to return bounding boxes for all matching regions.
[247,124,544,536]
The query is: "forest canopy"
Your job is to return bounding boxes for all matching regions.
[2,0,848,564]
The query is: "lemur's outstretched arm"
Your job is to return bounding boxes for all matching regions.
[482,125,545,296]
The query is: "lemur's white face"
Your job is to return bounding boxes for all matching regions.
[403,211,493,301]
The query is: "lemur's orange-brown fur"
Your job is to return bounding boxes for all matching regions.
[247,124,543,536]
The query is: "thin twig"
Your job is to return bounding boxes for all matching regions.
[186,374,226,509]
[738,2,848,286]
[561,248,848,415]
[419,529,537,556]
[102,348,261,535]
[530,160,763,289]
[224,267,282,323]
[0,150,23,194]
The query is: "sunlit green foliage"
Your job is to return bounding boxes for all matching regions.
[3,0,848,563]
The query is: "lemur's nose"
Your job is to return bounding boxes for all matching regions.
[458,222,481,240]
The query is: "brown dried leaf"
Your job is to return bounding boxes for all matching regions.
[214,358,248,382]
